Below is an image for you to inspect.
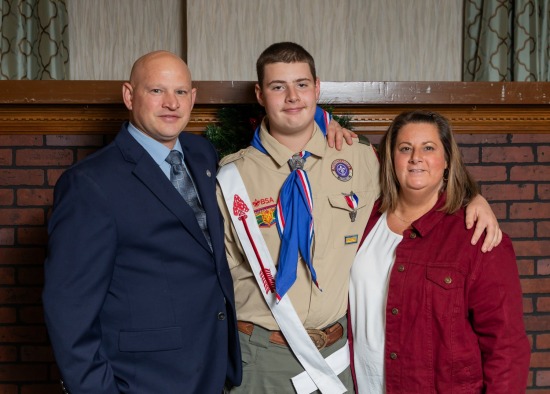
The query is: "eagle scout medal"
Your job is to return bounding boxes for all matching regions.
[343,191,359,222]
[331,159,353,182]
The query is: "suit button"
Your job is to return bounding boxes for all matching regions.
[217,312,226,320]
[409,232,417,239]
[390,352,398,360]
[397,265,405,272]
[391,308,399,315]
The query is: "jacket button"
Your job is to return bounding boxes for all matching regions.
[217,312,226,320]
[397,265,405,272]
[391,308,399,315]
[390,352,398,360]
[409,232,417,239]
[444,276,452,284]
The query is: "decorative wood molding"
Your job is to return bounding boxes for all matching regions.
[1,81,550,134]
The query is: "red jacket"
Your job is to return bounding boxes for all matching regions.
[349,194,530,393]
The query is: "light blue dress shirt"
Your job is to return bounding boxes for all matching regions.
[127,123,204,204]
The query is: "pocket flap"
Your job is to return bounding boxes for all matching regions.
[119,326,182,352]
[426,266,464,290]
[328,191,370,212]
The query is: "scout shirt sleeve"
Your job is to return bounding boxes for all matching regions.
[42,169,120,394]
[358,137,381,200]
[467,235,530,393]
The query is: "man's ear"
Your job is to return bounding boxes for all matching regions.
[122,82,134,111]
[315,78,320,100]
[255,83,265,107]
[190,87,197,110]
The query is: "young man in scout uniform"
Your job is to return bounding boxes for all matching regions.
[217,42,500,393]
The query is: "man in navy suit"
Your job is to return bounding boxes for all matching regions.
[42,51,241,393]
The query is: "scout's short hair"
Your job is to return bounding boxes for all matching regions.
[256,42,317,86]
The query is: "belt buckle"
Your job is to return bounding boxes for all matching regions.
[306,328,328,350]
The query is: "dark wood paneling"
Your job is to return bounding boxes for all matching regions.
[1,81,550,134]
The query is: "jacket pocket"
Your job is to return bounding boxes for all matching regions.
[119,326,182,352]
[426,266,465,319]
[452,357,483,392]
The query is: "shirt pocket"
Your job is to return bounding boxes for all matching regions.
[426,266,465,319]
[327,190,373,249]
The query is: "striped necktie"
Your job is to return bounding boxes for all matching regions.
[166,150,212,250]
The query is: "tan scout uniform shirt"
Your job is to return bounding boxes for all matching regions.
[217,120,380,330]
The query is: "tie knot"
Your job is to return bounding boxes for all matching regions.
[166,150,183,166]
[289,153,306,171]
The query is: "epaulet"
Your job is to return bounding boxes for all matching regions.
[219,147,250,167]
[357,134,371,146]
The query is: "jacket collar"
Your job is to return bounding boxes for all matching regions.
[360,193,450,248]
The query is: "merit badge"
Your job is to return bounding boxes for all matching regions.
[343,191,359,222]
[255,205,277,227]
[331,159,353,182]
[253,197,277,228]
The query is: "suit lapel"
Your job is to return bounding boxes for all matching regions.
[116,125,212,253]
[181,138,222,254]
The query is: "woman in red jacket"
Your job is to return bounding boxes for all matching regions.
[349,110,530,393]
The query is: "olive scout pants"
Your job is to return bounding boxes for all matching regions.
[229,315,353,394]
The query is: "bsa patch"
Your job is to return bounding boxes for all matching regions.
[331,159,353,182]
[345,235,359,244]
[255,204,277,227]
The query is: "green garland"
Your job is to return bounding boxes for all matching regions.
[204,104,353,158]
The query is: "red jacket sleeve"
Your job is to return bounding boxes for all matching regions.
[467,234,531,393]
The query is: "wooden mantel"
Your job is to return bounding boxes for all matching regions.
[1,81,550,134]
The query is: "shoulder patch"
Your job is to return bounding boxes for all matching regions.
[357,135,371,146]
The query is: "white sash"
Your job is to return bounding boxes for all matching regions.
[218,163,348,394]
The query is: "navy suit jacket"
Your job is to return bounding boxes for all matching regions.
[43,123,241,393]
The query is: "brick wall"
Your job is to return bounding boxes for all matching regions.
[0,134,111,394]
[0,130,549,393]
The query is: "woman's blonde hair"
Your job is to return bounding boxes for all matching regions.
[378,110,479,214]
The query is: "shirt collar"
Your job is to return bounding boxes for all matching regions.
[127,122,183,165]
[257,118,326,167]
